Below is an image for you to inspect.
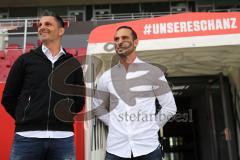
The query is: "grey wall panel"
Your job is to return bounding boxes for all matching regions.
[8,35,38,47]
[62,34,89,48]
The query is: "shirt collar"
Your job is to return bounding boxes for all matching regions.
[133,57,143,64]
[117,57,144,67]
[41,44,66,56]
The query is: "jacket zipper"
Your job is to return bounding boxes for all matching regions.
[46,63,54,131]
[46,55,67,131]
[22,96,31,121]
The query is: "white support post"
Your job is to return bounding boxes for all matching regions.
[23,19,28,53]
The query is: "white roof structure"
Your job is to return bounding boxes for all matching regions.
[85,12,240,160]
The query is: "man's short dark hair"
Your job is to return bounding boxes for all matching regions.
[40,13,64,28]
[116,26,138,40]
[54,15,64,28]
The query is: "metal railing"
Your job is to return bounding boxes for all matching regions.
[91,11,185,21]
[91,8,240,21]
[0,18,38,29]
[0,16,76,53]
[0,16,76,28]
[208,8,240,12]
[0,19,37,53]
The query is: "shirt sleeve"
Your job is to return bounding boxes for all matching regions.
[153,72,177,128]
[92,73,110,126]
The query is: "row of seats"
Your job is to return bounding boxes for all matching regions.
[0,47,87,59]
[65,48,87,57]
[0,48,87,82]
[0,49,27,82]
[5,43,87,55]
[6,43,35,50]
[4,44,86,55]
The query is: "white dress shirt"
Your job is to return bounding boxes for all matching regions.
[16,45,74,138]
[93,57,177,158]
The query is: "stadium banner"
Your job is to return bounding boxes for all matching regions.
[89,12,240,43]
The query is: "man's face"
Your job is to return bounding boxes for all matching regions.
[114,28,138,57]
[38,16,64,43]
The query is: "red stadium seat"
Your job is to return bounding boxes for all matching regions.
[6,49,22,65]
[25,43,35,52]
[0,69,10,82]
[7,43,21,49]
[26,43,35,47]
[0,59,11,82]
[0,58,11,68]
[0,50,6,59]
[77,48,87,56]
[27,43,35,47]
[75,48,87,63]
[65,48,77,56]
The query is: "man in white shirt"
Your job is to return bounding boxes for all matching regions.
[2,14,85,160]
[93,26,177,160]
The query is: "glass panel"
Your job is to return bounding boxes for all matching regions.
[141,2,170,12]
[9,7,37,17]
[111,3,140,13]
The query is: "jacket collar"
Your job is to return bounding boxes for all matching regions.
[33,46,72,59]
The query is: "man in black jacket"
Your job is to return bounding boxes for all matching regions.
[1,14,85,160]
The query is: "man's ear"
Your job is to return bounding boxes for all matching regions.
[134,39,138,48]
[59,28,65,37]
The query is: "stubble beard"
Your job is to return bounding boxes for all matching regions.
[116,44,135,58]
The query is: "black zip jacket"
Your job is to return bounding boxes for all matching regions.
[1,46,85,132]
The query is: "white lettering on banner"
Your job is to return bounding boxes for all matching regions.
[143,18,238,35]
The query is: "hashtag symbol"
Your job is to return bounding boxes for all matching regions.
[143,24,152,35]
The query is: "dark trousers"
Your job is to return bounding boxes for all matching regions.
[105,145,162,160]
[10,134,76,160]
